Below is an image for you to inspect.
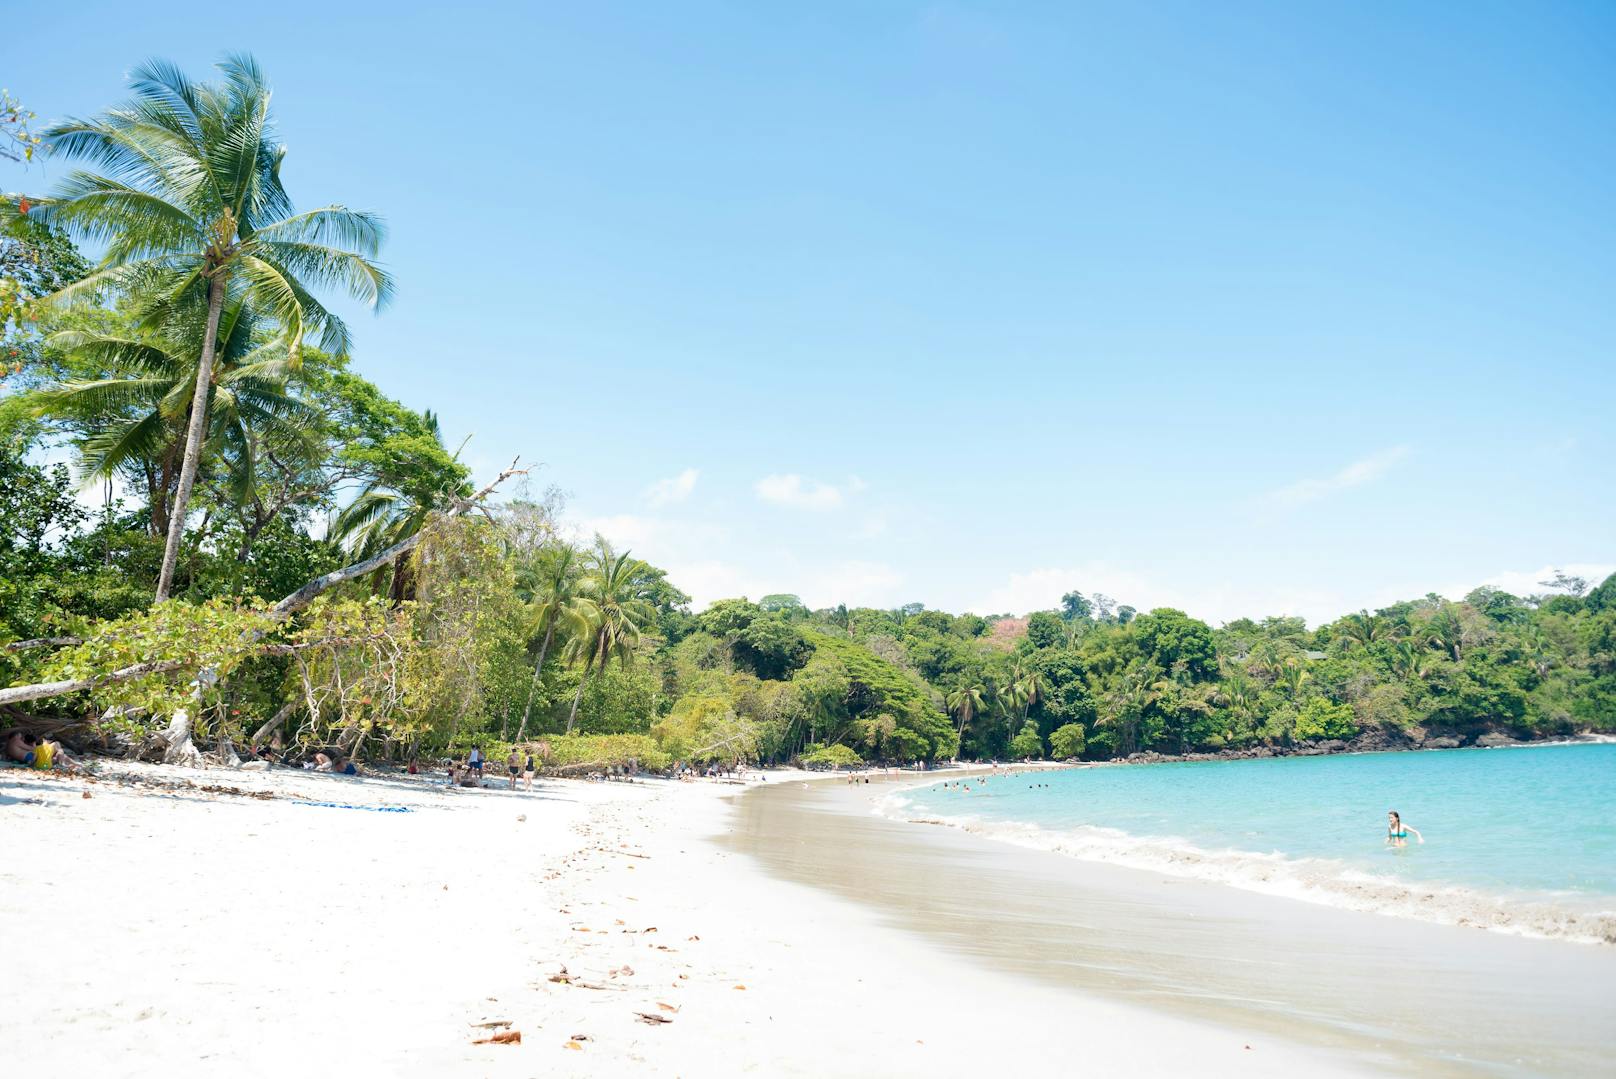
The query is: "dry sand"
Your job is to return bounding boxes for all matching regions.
[3,761,1364,1077]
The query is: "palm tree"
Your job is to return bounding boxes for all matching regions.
[1098,662,1153,756]
[330,410,468,604]
[1426,607,1464,662]
[565,541,657,734]
[945,680,985,742]
[1016,666,1047,724]
[997,666,1029,745]
[15,55,391,600]
[1522,623,1558,680]
[1339,610,1383,650]
[512,544,591,741]
[1275,655,1311,698]
[31,289,317,540]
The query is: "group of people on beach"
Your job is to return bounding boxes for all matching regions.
[304,751,358,776]
[443,746,540,790]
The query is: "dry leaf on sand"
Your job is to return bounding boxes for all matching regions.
[471,1030,521,1045]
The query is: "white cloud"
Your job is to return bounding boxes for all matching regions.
[573,513,666,553]
[1442,563,1615,603]
[644,467,699,507]
[1266,446,1409,507]
[754,473,849,510]
[969,556,1616,630]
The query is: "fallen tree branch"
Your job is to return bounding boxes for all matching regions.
[3,637,84,653]
[0,458,527,710]
[269,460,527,622]
[0,629,398,709]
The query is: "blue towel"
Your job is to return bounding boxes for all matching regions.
[291,800,412,813]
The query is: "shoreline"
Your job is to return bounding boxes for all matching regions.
[6,759,1367,1077]
[730,773,1616,1078]
[883,748,1616,947]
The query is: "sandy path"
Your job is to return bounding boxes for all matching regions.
[2,762,1363,1076]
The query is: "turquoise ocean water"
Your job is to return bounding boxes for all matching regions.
[893,743,1616,943]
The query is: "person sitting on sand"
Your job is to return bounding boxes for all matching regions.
[338,757,358,776]
[1386,810,1423,847]
[3,730,77,772]
[312,751,334,772]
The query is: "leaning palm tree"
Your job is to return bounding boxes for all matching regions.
[511,544,592,741]
[330,410,469,604]
[10,55,391,600]
[31,287,319,538]
[564,541,657,734]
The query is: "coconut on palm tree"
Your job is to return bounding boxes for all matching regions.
[9,55,391,601]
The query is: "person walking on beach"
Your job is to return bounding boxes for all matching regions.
[1386,810,1423,847]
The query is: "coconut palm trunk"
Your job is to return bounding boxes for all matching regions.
[515,620,557,741]
[566,636,605,734]
[154,273,227,601]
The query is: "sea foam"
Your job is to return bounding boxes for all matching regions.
[877,788,1616,946]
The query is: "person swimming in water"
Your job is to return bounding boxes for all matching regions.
[1386,810,1423,847]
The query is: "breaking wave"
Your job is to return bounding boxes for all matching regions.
[877,789,1616,946]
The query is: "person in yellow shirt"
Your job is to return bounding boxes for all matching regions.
[3,729,73,771]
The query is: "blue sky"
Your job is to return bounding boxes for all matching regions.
[5,2,1613,622]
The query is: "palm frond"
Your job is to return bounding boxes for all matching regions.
[251,238,392,309]
[238,253,349,354]
[76,408,173,483]
[251,206,387,255]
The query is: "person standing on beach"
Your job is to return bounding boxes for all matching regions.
[1386,810,1423,847]
[506,749,521,790]
[468,745,483,781]
[523,751,536,791]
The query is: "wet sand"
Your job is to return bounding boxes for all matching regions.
[725,774,1616,1078]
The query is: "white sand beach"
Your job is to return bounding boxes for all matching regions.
[2,762,1366,1077]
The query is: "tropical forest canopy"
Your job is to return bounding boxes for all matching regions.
[3,59,1613,770]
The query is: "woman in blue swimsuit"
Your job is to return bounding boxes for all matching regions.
[1386,810,1423,847]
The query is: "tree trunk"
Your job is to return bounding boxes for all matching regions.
[0,462,527,711]
[250,698,299,748]
[566,634,608,735]
[155,274,227,602]
[515,620,557,742]
[388,552,413,606]
[154,707,202,766]
[566,667,590,735]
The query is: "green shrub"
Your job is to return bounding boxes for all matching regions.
[1048,722,1087,759]
[475,733,669,772]
[799,742,864,769]
[1294,698,1358,741]
[1009,719,1044,759]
